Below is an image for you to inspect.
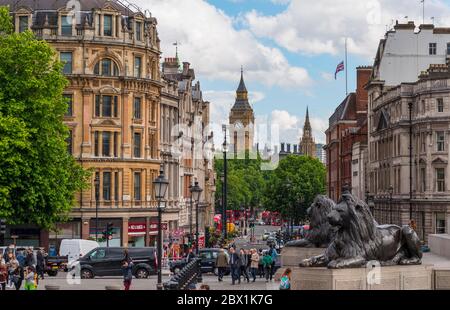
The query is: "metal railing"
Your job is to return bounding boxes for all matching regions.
[163,258,202,290]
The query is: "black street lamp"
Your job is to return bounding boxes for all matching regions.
[94,174,100,242]
[190,180,203,254]
[388,185,394,224]
[153,165,169,291]
[222,124,228,240]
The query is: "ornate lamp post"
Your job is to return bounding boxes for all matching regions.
[190,180,203,254]
[94,174,100,242]
[388,185,394,224]
[153,165,169,291]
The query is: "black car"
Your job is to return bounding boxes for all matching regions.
[169,248,230,276]
[78,247,156,279]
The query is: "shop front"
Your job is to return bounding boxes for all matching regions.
[128,220,147,247]
[48,220,82,251]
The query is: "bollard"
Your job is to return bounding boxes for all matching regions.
[105,285,122,290]
[45,285,60,290]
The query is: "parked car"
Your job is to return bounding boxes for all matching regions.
[77,247,156,279]
[169,248,230,276]
[262,232,271,241]
[60,239,99,265]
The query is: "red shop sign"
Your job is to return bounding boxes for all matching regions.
[128,223,146,236]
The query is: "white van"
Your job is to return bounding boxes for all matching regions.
[59,239,99,264]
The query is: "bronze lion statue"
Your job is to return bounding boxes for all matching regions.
[300,190,422,269]
[285,195,336,248]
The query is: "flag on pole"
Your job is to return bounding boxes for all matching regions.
[335,61,345,80]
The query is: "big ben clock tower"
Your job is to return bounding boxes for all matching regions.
[229,68,255,156]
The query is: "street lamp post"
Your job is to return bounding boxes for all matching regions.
[388,185,394,224]
[222,125,228,240]
[153,165,169,291]
[189,183,193,245]
[190,181,203,254]
[94,174,100,242]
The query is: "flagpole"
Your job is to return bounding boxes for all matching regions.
[345,37,348,96]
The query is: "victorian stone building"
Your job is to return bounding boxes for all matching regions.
[162,57,215,242]
[367,65,450,240]
[367,21,450,241]
[1,0,172,248]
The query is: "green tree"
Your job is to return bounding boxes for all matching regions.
[214,151,265,212]
[263,155,326,224]
[0,7,90,229]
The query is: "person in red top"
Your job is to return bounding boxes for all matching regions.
[0,262,8,290]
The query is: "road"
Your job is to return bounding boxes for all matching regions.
[4,225,281,290]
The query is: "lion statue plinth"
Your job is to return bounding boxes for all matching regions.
[300,190,422,269]
[285,195,336,248]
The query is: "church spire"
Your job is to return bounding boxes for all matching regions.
[304,106,311,131]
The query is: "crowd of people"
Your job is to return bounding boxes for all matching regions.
[0,246,47,290]
[215,245,279,285]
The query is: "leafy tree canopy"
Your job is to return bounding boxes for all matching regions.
[0,7,90,229]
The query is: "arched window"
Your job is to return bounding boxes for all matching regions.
[94,58,120,76]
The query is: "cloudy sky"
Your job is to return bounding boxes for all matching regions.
[134,0,450,145]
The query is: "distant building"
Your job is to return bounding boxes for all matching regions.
[299,107,316,157]
[229,69,255,156]
[325,66,371,202]
[315,144,326,164]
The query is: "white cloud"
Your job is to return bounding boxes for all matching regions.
[321,72,334,81]
[134,0,312,88]
[245,0,450,58]
[203,90,265,145]
[270,110,326,144]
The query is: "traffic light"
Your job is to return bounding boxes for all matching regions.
[0,219,6,235]
[106,222,114,238]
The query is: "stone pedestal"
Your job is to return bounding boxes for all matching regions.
[429,234,450,259]
[291,265,433,290]
[281,247,325,267]
[434,268,450,290]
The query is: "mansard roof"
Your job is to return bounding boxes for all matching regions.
[328,92,356,127]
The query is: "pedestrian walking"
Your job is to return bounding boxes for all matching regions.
[122,249,133,291]
[16,250,25,267]
[186,248,196,262]
[239,249,249,283]
[25,248,34,268]
[7,254,19,288]
[24,266,36,290]
[215,248,228,282]
[258,249,264,278]
[36,249,45,280]
[12,264,24,290]
[279,268,292,290]
[0,262,7,290]
[269,245,278,281]
[228,247,241,285]
[250,249,259,282]
[262,251,273,283]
